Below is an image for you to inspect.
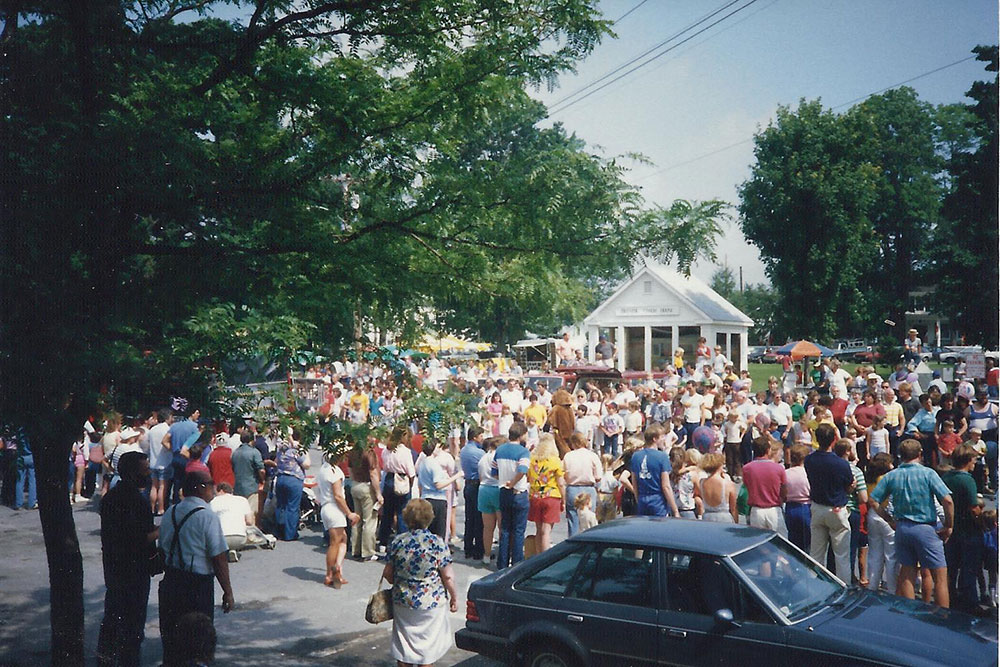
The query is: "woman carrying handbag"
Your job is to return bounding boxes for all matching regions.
[381,498,458,667]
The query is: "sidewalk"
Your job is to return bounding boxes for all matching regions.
[0,497,498,666]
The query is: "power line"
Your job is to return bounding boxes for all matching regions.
[549,0,760,116]
[548,0,746,111]
[635,54,980,181]
[831,55,976,110]
[553,0,782,121]
[612,0,651,25]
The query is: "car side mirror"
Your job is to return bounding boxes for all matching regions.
[714,608,742,629]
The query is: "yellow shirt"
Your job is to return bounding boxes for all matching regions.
[806,417,835,449]
[528,457,564,499]
[883,401,903,429]
[524,403,548,428]
[349,391,369,418]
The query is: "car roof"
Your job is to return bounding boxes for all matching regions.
[568,517,775,556]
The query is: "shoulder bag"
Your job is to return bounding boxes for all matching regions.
[365,575,393,624]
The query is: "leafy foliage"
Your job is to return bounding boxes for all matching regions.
[738,74,996,344]
[931,46,999,347]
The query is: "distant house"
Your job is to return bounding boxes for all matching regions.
[583,260,753,371]
[905,287,962,347]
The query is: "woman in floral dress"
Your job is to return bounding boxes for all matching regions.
[527,433,565,553]
[383,499,458,667]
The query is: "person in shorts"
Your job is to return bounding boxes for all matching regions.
[870,439,955,608]
[315,451,359,588]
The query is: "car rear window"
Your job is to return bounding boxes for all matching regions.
[568,546,655,608]
[515,549,587,596]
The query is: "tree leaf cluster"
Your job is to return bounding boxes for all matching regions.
[738,52,996,344]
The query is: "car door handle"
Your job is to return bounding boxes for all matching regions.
[566,614,584,624]
[666,628,687,638]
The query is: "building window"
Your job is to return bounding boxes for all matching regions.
[643,280,652,294]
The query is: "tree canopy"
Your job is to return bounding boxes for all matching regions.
[1,2,728,662]
[738,51,997,344]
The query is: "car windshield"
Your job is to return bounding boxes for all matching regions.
[731,537,844,622]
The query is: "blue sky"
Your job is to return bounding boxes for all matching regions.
[532,0,998,286]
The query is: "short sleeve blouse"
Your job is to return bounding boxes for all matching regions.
[528,457,564,500]
[388,529,452,609]
[276,445,307,479]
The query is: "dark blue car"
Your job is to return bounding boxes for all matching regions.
[457,518,997,666]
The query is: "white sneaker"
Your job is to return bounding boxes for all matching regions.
[481,556,490,565]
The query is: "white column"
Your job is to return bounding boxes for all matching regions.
[672,325,679,356]
[588,326,599,363]
[644,325,653,372]
[739,331,749,371]
[616,325,626,370]
[725,332,732,364]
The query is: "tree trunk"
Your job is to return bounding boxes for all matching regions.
[35,416,86,666]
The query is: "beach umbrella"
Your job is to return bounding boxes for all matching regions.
[775,340,836,361]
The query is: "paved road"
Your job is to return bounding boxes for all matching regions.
[0,454,524,666]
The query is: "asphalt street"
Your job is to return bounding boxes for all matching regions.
[0,450,514,666]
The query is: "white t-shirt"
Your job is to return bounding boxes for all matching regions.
[147,422,172,470]
[681,393,705,423]
[828,368,852,395]
[315,461,345,507]
[766,402,793,427]
[713,354,729,375]
[210,493,252,537]
[723,420,744,443]
[575,414,599,446]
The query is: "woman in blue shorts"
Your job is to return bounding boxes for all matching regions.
[477,437,502,565]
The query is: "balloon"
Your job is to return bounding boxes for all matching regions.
[691,426,717,454]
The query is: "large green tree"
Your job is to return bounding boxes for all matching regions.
[739,78,988,343]
[738,100,881,340]
[932,46,999,346]
[1,2,724,662]
[844,88,945,337]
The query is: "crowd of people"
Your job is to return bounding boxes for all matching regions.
[2,346,998,665]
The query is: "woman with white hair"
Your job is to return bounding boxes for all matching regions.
[383,498,458,667]
[527,433,565,553]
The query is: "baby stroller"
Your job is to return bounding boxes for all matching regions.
[298,476,321,532]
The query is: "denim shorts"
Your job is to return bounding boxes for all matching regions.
[151,466,173,481]
[895,519,946,569]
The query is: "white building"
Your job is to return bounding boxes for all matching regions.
[583,261,753,372]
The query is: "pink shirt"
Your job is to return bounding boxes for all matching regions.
[562,448,601,486]
[741,458,787,508]
[784,466,811,503]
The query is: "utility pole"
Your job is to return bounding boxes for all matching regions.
[739,266,744,293]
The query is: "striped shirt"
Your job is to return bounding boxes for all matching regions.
[494,441,531,493]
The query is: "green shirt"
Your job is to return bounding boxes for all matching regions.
[846,464,867,513]
[942,469,978,536]
[871,462,951,525]
[790,403,805,422]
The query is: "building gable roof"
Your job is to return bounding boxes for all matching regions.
[585,260,753,326]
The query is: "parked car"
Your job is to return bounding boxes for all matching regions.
[457,518,997,667]
[747,346,767,363]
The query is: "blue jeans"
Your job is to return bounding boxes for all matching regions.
[602,434,621,458]
[15,455,36,509]
[274,474,304,541]
[498,489,529,569]
[784,501,811,552]
[565,486,597,537]
[637,494,668,517]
